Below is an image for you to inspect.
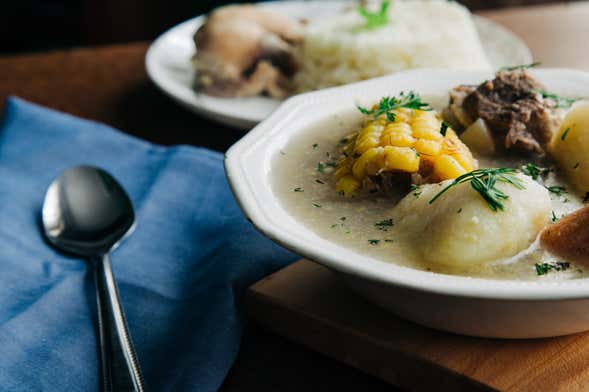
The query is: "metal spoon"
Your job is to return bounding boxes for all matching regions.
[42,165,145,392]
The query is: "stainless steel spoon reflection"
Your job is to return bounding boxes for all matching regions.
[42,165,144,392]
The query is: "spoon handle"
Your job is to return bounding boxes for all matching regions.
[95,254,145,392]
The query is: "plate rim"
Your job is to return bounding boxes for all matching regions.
[145,0,533,129]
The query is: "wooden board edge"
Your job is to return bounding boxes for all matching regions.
[246,286,497,392]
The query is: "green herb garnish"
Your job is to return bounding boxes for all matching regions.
[521,163,549,180]
[429,168,525,212]
[375,219,394,231]
[357,91,431,122]
[294,187,304,192]
[358,0,390,30]
[551,211,558,223]
[561,127,571,141]
[312,143,319,149]
[317,162,325,173]
[315,179,325,184]
[440,121,449,136]
[533,89,581,108]
[546,185,567,195]
[312,202,322,208]
[499,62,541,72]
[535,262,570,276]
[368,239,380,245]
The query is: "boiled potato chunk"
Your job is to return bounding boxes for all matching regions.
[393,174,550,269]
[460,118,496,156]
[550,101,589,194]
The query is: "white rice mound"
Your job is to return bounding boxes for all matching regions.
[295,0,491,92]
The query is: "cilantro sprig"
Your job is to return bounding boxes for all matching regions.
[357,91,431,122]
[429,168,525,212]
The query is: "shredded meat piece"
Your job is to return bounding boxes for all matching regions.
[192,5,303,98]
[451,70,561,155]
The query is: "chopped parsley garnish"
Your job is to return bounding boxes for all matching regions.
[499,62,541,72]
[317,162,325,173]
[312,202,322,208]
[368,239,380,245]
[521,163,549,180]
[429,168,524,212]
[340,217,347,221]
[440,121,450,136]
[357,91,431,122]
[533,89,581,109]
[312,143,319,149]
[409,184,418,191]
[561,127,571,141]
[457,208,463,214]
[384,239,394,243]
[375,219,394,231]
[357,0,390,30]
[294,187,304,192]
[315,179,325,184]
[535,262,570,276]
[551,211,558,223]
[339,137,350,145]
[546,185,567,195]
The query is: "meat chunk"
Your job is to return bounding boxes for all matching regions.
[192,5,304,98]
[541,204,589,264]
[449,70,560,155]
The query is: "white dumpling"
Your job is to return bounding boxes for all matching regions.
[392,174,550,269]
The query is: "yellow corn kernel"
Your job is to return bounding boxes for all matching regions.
[442,128,477,171]
[336,175,361,196]
[412,126,444,141]
[381,132,416,147]
[393,109,412,123]
[334,157,354,180]
[414,139,442,156]
[433,155,467,181]
[355,123,383,154]
[352,147,384,179]
[383,146,420,172]
[384,122,412,135]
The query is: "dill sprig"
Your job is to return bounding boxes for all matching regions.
[532,89,581,109]
[358,0,390,30]
[429,168,525,212]
[521,163,550,180]
[499,62,541,72]
[357,91,431,122]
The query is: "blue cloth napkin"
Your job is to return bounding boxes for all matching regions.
[0,97,296,391]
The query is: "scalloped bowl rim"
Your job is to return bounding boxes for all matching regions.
[225,68,589,301]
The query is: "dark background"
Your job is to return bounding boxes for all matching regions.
[0,0,575,54]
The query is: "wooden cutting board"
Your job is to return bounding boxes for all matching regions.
[247,260,589,391]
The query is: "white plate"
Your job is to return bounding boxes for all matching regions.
[146,1,532,130]
[225,68,589,338]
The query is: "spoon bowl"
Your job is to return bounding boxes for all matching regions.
[42,165,135,257]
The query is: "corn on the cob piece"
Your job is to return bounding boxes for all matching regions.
[335,107,477,196]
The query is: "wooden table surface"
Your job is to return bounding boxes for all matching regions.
[0,2,587,390]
